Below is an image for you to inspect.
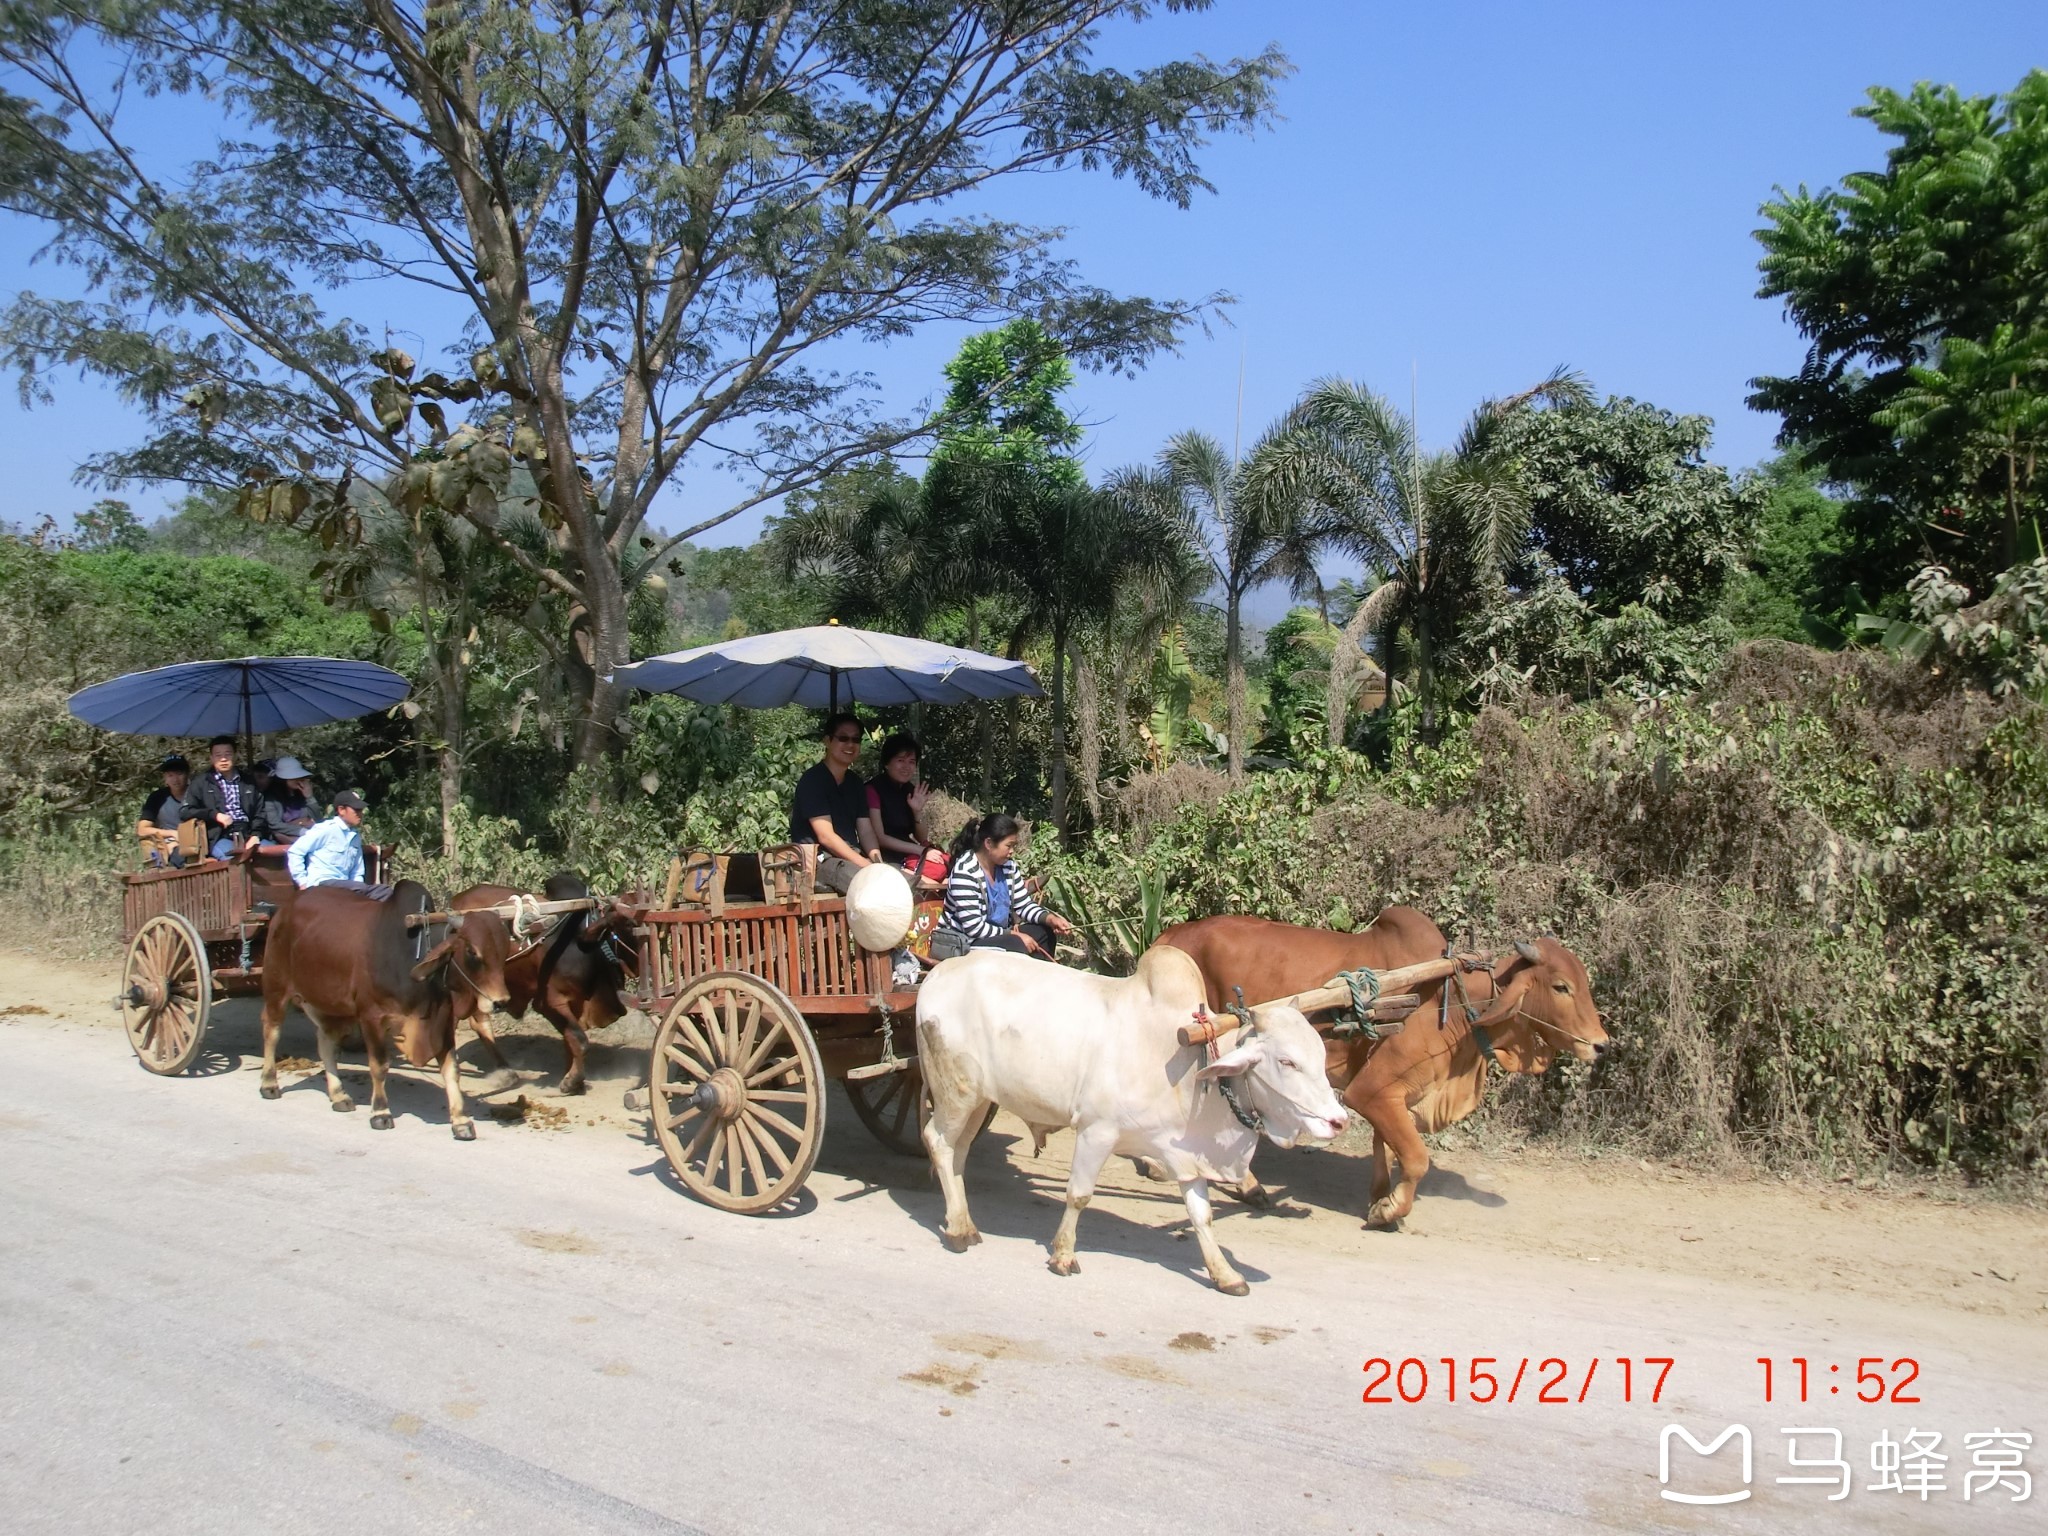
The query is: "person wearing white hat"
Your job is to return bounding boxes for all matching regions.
[253,755,319,846]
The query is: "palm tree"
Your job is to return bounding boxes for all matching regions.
[1275,370,1591,743]
[1114,425,1322,776]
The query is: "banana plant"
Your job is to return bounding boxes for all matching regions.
[1047,861,1169,975]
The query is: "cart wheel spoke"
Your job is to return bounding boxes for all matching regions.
[735,1116,776,1193]
[677,1107,720,1162]
[745,1102,810,1146]
[889,1074,916,1144]
[742,1113,792,1175]
[693,1000,725,1064]
[740,1018,791,1081]
[731,998,762,1076]
[663,1041,714,1082]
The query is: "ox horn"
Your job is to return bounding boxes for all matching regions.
[1514,939,1542,964]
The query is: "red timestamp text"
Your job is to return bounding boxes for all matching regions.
[1361,1356,1676,1406]
[1755,1356,1921,1404]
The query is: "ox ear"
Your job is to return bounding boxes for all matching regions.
[411,937,455,981]
[1196,1041,1263,1080]
[1514,939,1542,965]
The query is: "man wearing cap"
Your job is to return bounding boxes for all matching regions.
[137,754,190,868]
[288,791,370,889]
[252,757,319,846]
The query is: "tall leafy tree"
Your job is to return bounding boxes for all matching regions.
[1114,423,1318,776]
[1749,71,2048,588]
[0,2,1288,763]
[999,482,1192,836]
[1274,372,1590,742]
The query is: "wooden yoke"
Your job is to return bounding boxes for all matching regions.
[1174,953,1492,1046]
[404,896,603,930]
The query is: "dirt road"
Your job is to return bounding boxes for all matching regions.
[2,948,2043,1534]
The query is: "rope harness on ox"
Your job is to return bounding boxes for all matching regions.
[1332,966,1385,1040]
[1445,944,1604,1064]
[1204,986,1264,1135]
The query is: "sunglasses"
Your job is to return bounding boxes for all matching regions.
[830,733,861,745]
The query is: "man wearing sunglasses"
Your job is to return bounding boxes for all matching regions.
[790,711,882,895]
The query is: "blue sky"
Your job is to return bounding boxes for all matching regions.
[5,0,2045,599]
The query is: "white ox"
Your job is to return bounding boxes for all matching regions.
[916,944,1348,1295]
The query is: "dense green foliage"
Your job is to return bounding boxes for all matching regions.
[0,533,381,818]
[1751,70,2048,587]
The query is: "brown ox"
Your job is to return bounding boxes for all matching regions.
[452,872,638,1096]
[1159,910,1610,1226]
[258,879,514,1139]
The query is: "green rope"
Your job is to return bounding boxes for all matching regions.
[1332,966,1385,1040]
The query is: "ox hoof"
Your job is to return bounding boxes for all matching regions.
[560,1079,589,1098]
[370,1112,394,1131]
[1215,1277,1251,1298]
[329,1097,355,1113]
[1236,1183,1272,1209]
[451,1121,476,1142]
[259,1084,281,1100]
[1048,1256,1080,1277]
[941,1229,982,1253]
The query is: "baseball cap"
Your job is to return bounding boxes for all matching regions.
[254,757,277,774]
[158,753,190,773]
[272,756,310,779]
[333,790,368,813]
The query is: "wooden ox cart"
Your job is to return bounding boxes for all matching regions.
[117,850,327,1075]
[624,847,943,1214]
[116,851,600,1076]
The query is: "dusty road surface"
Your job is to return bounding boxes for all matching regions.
[2,949,2045,1536]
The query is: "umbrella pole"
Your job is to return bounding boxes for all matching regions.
[830,671,839,716]
[240,667,253,766]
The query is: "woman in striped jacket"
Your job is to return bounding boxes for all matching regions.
[940,813,1074,959]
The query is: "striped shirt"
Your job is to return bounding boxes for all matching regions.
[941,848,1046,941]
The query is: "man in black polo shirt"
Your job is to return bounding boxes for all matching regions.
[137,753,190,867]
[789,712,881,895]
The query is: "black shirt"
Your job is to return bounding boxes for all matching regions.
[789,762,868,848]
[867,775,918,844]
[141,787,182,831]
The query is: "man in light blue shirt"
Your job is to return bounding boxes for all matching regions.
[288,790,368,888]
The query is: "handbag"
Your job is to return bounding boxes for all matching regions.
[927,926,971,961]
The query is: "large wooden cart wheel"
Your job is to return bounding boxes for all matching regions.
[844,1061,996,1158]
[649,972,822,1214]
[122,912,211,1075]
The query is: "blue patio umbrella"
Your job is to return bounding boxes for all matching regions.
[67,656,412,741]
[612,624,1043,711]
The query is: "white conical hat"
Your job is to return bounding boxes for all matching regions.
[846,862,915,951]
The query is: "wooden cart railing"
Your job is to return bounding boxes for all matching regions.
[632,895,908,1018]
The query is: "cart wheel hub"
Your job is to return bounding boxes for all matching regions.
[698,1067,746,1121]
